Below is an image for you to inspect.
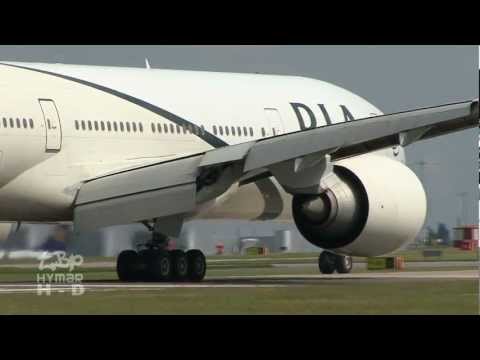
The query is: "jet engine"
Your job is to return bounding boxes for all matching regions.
[292,154,426,256]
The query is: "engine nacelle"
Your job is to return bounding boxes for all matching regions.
[292,155,427,256]
[0,222,14,243]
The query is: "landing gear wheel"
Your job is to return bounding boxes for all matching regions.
[117,250,140,282]
[335,255,353,274]
[186,249,206,282]
[147,250,172,282]
[137,249,156,281]
[318,251,336,274]
[171,250,189,281]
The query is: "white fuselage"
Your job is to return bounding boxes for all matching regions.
[0,62,402,223]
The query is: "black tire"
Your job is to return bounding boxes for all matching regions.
[318,251,336,274]
[147,250,172,282]
[186,249,206,282]
[137,248,157,281]
[335,255,353,274]
[117,250,140,282]
[170,250,189,281]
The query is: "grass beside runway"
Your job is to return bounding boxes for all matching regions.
[0,249,477,315]
[0,246,476,268]
[0,263,477,283]
[208,246,479,262]
[0,264,477,315]
[0,279,477,315]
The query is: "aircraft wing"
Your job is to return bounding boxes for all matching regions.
[73,99,479,233]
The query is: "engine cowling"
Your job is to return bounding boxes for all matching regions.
[0,222,14,243]
[292,154,427,256]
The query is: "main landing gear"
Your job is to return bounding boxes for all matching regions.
[116,224,206,282]
[318,251,353,274]
[117,248,206,282]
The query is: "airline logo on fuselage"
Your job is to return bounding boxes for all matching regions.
[290,103,355,130]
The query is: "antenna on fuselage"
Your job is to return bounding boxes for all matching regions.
[145,58,151,70]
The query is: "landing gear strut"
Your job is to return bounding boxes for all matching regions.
[318,251,353,274]
[116,222,207,282]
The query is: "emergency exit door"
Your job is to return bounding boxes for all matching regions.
[264,108,284,136]
[39,99,62,151]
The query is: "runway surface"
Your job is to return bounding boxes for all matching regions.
[0,270,476,294]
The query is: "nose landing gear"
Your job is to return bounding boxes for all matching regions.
[318,251,353,274]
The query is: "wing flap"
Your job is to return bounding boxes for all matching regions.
[74,184,196,233]
[74,156,202,232]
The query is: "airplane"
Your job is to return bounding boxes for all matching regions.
[0,61,477,282]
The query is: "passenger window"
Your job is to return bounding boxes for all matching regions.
[23,118,27,128]
[213,125,218,135]
[81,120,86,130]
[261,128,266,137]
[107,122,112,131]
[88,121,92,130]
[132,122,137,132]
[75,120,79,130]
[249,127,254,137]
[126,122,131,132]
[164,124,168,133]
[9,118,14,128]
[100,121,105,131]
[151,123,156,133]
[243,126,247,136]
[16,118,21,128]
[139,123,143,132]
[219,126,224,136]
[94,121,99,131]
[231,126,235,136]
[170,124,174,133]
[2,118,6,127]
[157,123,162,133]
[175,125,180,134]
[182,125,187,134]
[237,126,241,136]
[29,118,34,129]
[120,122,124,132]
[225,126,229,136]
[188,125,193,134]
[113,122,118,132]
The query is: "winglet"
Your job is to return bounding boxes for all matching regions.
[145,58,151,69]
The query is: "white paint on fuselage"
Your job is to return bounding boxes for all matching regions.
[0,61,400,222]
